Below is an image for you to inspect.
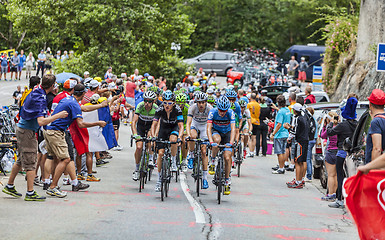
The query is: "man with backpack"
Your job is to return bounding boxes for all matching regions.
[304,106,317,182]
[283,103,309,189]
[365,89,385,164]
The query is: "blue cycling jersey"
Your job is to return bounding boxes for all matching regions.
[207,108,235,134]
[234,102,242,120]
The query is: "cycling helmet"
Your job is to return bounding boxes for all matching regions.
[225,90,237,98]
[150,86,158,93]
[162,90,175,101]
[195,92,208,102]
[207,88,214,94]
[186,72,190,75]
[143,73,150,77]
[216,96,231,111]
[181,88,187,94]
[188,86,195,93]
[207,95,215,104]
[211,81,217,86]
[94,77,102,82]
[90,94,100,104]
[194,86,201,92]
[230,102,236,110]
[193,81,200,87]
[234,82,239,86]
[203,76,208,80]
[143,91,157,100]
[238,99,247,108]
[176,93,187,103]
[193,91,201,99]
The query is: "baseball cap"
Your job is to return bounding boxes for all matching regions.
[121,73,127,78]
[293,103,303,112]
[63,79,77,89]
[89,80,100,88]
[84,71,90,75]
[367,89,385,105]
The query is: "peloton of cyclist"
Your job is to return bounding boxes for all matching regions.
[131,91,158,181]
[151,90,184,192]
[186,92,213,189]
[207,96,236,195]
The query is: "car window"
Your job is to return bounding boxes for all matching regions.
[214,53,228,60]
[200,53,214,60]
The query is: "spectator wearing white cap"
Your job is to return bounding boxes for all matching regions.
[84,71,90,80]
[81,80,100,105]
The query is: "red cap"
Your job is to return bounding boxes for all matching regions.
[63,79,77,90]
[199,68,203,71]
[368,89,385,105]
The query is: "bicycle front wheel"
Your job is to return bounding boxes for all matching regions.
[217,158,222,204]
[196,155,201,197]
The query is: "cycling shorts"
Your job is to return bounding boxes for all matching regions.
[212,130,232,152]
[191,122,208,140]
[137,124,151,138]
[157,124,179,149]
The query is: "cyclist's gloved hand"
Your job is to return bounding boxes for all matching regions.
[177,138,182,143]
[133,134,142,140]
[185,136,190,141]
[211,142,218,147]
[152,137,157,142]
[225,143,232,148]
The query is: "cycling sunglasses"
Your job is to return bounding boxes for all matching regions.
[228,98,236,101]
[164,102,174,106]
[144,99,154,103]
[218,109,228,113]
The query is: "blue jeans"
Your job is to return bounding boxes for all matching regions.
[306,139,316,179]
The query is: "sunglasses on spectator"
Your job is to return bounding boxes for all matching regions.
[144,99,154,103]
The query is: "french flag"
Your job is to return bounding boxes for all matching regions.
[69,107,117,155]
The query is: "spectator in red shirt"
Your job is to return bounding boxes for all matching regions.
[304,86,316,104]
[110,95,134,151]
[125,77,138,124]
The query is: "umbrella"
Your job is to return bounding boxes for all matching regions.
[55,72,83,84]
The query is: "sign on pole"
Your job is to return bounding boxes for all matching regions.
[312,66,323,90]
[376,43,385,72]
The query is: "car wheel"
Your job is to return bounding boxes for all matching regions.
[313,166,320,179]
[320,163,328,189]
[225,67,232,76]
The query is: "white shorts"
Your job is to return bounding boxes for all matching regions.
[125,97,135,107]
[191,122,208,140]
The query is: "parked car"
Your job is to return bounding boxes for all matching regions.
[183,51,235,76]
[260,85,290,103]
[284,91,330,105]
[226,67,245,85]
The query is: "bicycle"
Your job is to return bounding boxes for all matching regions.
[131,136,153,192]
[233,133,247,177]
[186,138,208,197]
[211,144,232,204]
[155,140,178,201]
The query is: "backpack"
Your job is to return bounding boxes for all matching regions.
[303,109,316,140]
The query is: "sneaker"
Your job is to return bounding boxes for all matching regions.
[34,177,44,187]
[272,165,279,171]
[286,167,295,172]
[247,153,254,158]
[171,163,177,172]
[132,171,139,181]
[148,160,154,167]
[187,158,193,169]
[96,159,109,167]
[24,191,46,201]
[2,186,22,198]
[287,181,303,189]
[224,185,231,195]
[101,152,113,159]
[181,163,187,172]
[46,187,67,198]
[208,164,215,175]
[86,175,101,182]
[202,179,209,189]
[243,149,247,158]
[155,181,161,192]
[72,181,90,191]
[77,174,86,180]
[321,193,336,202]
[43,182,51,190]
[62,178,71,185]
[286,179,296,185]
[272,169,285,174]
[328,200,345,208]
[113,145,123,151]
[304,177,312,182]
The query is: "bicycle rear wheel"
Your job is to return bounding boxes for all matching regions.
[161,156,168,201]
[217,158,222,204]
[237,143,242,178]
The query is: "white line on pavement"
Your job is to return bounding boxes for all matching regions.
[180,172,206,224]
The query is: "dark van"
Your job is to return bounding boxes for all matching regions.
[283,44,325,80]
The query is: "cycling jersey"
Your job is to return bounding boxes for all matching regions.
[207,108,235,134]
[240,109,251,130]
[135,101,158,126]
[233,102,242,120]
[179,103,190,127]
[154,104,184,128]
[187,103,213,126]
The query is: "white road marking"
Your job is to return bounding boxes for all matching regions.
[180,172,206,224]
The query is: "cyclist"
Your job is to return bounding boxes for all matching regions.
[131,91,158,181]
[238,100,252,158]
[188,87,194,101]
[207,95,216,107]
[186,92,213,189]
[207,96,236,195]
[176,93,190,171]
[151,90,184,192]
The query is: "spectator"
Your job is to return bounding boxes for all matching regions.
[304,86,316,104]
[304,106,316,182]
[158,77,167,91]
[320,111,339,201]
[258,96,271,156]
[84,71,90,80]
[10,52,19,81]
[19,76,41,107]
[12,85,22,105]
[283,103,309,188]
[208,72,217,86]
[25,52,34,80]
[271,95,291,174]
[61,50,69,61]
[2,74,68,201]
[247,93,261,157]
[104,67,113,80]
[36,49,46,78]
[196,68,205,79]
[365,89,385,164]
[298,57,308,84]
[55,50,61,60]
[327,95,358,208]
[18,50,26,80]
[287,55,298,77]
[1,52,8,81]
[287,92,296,114]
[45,49,53,73]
